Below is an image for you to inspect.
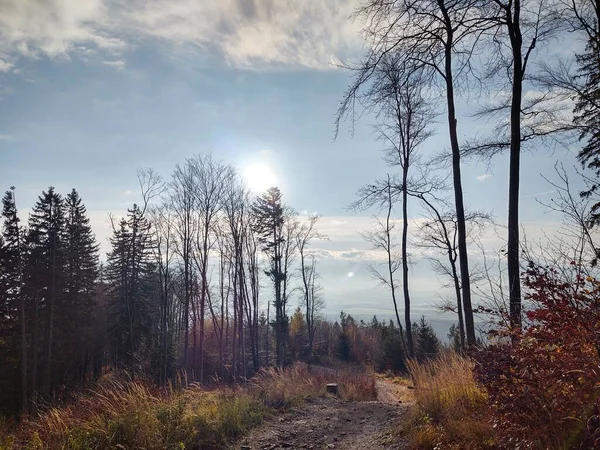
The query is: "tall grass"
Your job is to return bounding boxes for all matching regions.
[403,353,495,450]
[252,363,377,408]
[0,363,376,450]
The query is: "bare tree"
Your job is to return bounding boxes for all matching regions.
[295,214,327,364]
[190,155,231,383]
[167,162,197,372]
[415,195,493,349]
[465,0,565,329]
[148,202,176,384]
[337,0,494,346]
[358,177,408,356]
[349,55,435,358]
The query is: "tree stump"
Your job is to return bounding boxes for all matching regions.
[326,383,339,396]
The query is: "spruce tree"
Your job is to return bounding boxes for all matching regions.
[105,205,158,373]
[414,316,440,362]
[252,187,287,367]
[63,189,99,381]
[575,16,600,227]
[0,188,25,412]
[25,187,66,395]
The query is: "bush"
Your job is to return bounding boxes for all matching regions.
[474,264,600,449]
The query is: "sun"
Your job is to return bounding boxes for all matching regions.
[243,163,278,193]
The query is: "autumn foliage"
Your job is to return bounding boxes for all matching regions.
[475,264,600,449]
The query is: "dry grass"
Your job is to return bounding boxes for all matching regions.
[252,363,377,408]
[401,353,496,450]
[0,363,377,450]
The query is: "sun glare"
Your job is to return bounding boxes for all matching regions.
[243,163,277,193]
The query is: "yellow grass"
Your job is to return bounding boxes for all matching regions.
[402,353,495,450]
[0,363,377,450]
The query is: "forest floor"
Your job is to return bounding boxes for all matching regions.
[232,378,413,450]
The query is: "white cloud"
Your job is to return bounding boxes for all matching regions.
[0,58,13,72]
[0,0,362,70]
[0,134,14,140]
[0,0,126,60]
[102,59,125,68]
[477,173,492,181]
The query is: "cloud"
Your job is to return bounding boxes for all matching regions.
[0,0,362,70]
[0,0,127,60]
[0,134,14,141]
[477,173,492,181]
[0,58,13,72]
[102,59,125,68]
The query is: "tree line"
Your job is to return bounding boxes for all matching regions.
[0,155,335,415]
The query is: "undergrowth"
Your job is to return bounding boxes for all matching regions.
[0,363,376,450]
[401,352,496,450]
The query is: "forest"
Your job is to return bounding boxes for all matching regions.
[1,0,600,448]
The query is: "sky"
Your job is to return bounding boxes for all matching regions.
[0,0,587,339]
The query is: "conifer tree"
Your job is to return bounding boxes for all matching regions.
[414,316,440,362]
[576,17,600,224]
[106,205,158,373]
[252,187,287,367]
[25,187,66,395]
[63,189,99,381]
[0,188,24,411]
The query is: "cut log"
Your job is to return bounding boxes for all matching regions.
[326,383,339,395]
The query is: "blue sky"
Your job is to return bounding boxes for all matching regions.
[0,0,585,337]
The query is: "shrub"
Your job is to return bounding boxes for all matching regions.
[474,264,600,449]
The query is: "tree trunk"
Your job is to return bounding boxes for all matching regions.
[507,2,523,330]
[402,165,415,358]
[439,0,476,345]
[386,180,408,356]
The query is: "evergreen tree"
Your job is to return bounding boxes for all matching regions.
[374,320,406,372]
[0,188,24,412]
[63,189,99,381]
[576,31,600,224]
[448,324,461,353]
[252,187,287,368]
[414,316,440,362]
[25,187,66,395]
[105,205,158,373]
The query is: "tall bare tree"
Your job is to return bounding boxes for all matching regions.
[337,0,492,345]
[415,195,492,349]
[190,155,231,382]
[358,177,408,356]
[295,214,326,364]
[349,56,434,357]
[468,0,564,328]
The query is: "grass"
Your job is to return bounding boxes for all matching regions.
[400,353,496,450]
[0,363,376,450]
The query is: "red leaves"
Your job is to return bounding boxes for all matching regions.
[474,265,600,449]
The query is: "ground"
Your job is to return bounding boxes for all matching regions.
[233,379,412,450]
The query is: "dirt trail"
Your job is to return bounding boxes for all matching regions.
[233,379,412,450]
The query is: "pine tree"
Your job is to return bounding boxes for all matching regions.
[414,316,440,362]
[448,324,461,353]
[0,188,25,412]
[105,205,158,373]
[25,187,66,395]
[252,187,287,367]
[63,189,99,381]
[576,32,600,226]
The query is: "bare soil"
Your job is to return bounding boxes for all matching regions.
[233,379,412,450]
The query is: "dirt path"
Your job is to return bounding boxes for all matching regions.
[233,379,412,450]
